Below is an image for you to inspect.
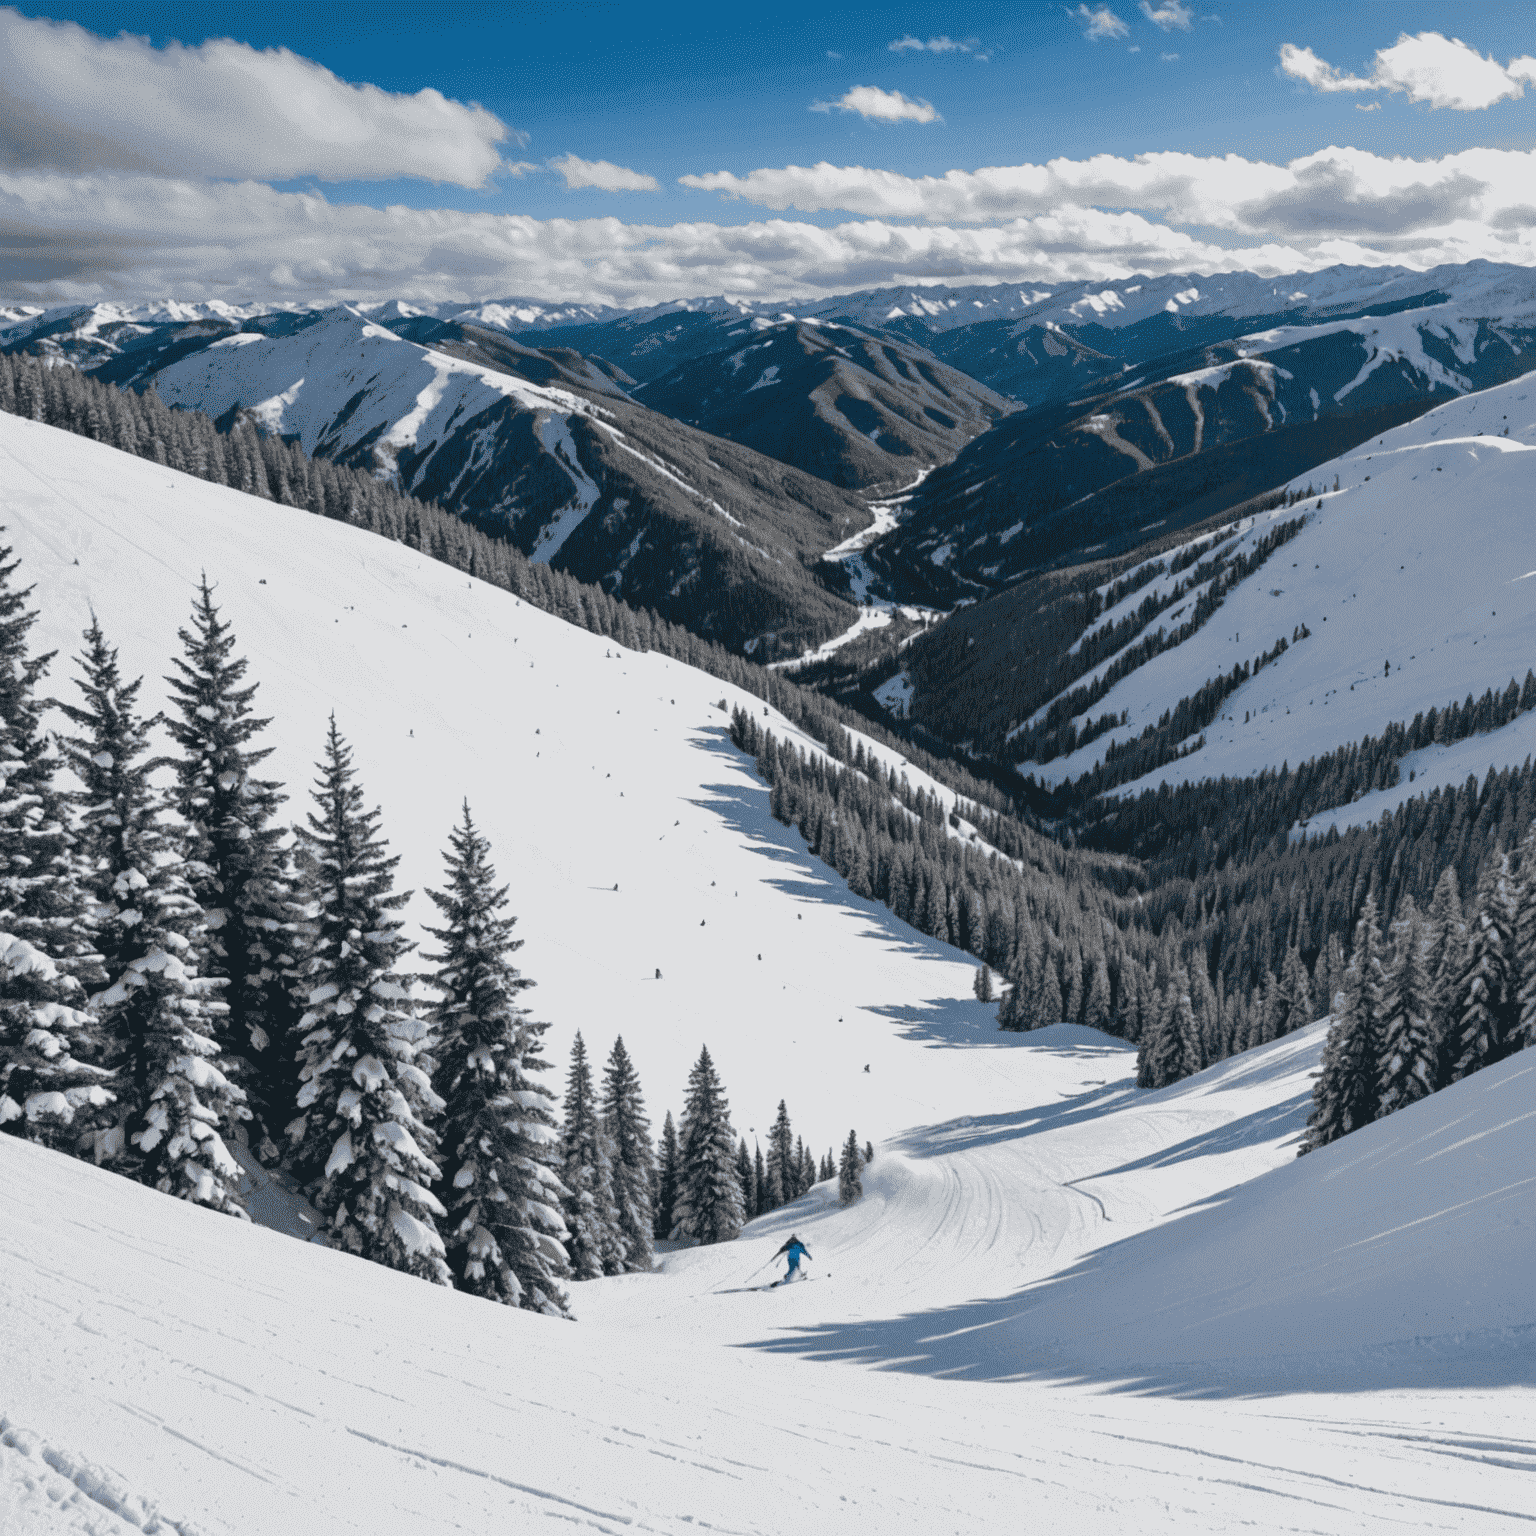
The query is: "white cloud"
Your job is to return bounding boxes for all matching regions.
[1280,32,1536,111]
[548,154,659,193]
[0,9,510,187]
[1140,1,1193,31]
[1161,53,1179,62]
[888,35,980,55]
[504,161,543,177]
[6,161,1535,309]
[678,146,1536,244]
[1355,102,1381,113]
[811,86,940,123]
[826,50,842,59]
[1072,5,1129,41]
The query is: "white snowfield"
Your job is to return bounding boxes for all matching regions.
[1019,376,1536,820]
[2,415,1534,1532]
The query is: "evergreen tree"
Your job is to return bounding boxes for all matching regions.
[1136,973,1200,1088]
[560,1031,623,1279]
[654,1110,679,1240]
[164,578,298,1159]
[1279,946,1314,1035]
[753,1142,767,1216]
[764,1098,793,1210]
[286,718,448,1281]
[793,1134,809,1198]
[0,542,110,1148]
[735,1137,755,1219]
[1452,855,1519,1080]
[671,1045,744,1245]
[1300,897,1386,1154]
[819,1148,835,1182]
[838,1128,864,1206]
[1422,865,1468,1085]
[602,1035,655,1274]
[972,965,993,1003]
[60,619,246,1213]
[1379,898,1436,1117]
[1516,825,1536,1053]
[424,803,569,1313]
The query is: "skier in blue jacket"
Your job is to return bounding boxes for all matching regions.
[775,1234,811,1284]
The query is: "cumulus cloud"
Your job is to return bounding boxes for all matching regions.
[1072,5,1129,41]
[678,146,1536,244]
[1140,1,1193,30]
[0,8,511,186]
[1280,31,1536,111]
[548,154,659,193]
[811,86,940,123]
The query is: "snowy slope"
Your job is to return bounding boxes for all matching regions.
[1018,376,1536,811]
[3,413,1534,1532]
[4,1026,1533,1534]
[0,409,1017,1152]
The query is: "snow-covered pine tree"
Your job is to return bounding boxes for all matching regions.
[1451,854,1519,1080]
[423,803,569,1314]
[671,1045,744,1246]
[793,1134,809,1198]
[286,717,448,1282]
[764,1098,793,1210]
[1421,865,1468,1086]
[0,540,111,1148]
[735,1137,755,1218]
[1136,971,1200,1088]
[837,1128,864,1206]
[819,1148,835,1182]
[601,1035,655,1274]
[1379,897,1436,1117]
[753,1142,767,1216]
[972,965,993,1003]
[654,1110,679,1239]
[0,935,112,1149]
[60,619,246,1213]
[164,577,298,1159]
[865,1139,874,1165]
[1510,824,1536,1054]
[1279,946,1314,1036]
[1299,896,1386,1155]
[560,1032,623,1279]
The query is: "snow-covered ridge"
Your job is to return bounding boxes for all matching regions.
[1016,376,1536,811]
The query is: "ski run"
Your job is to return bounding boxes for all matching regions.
[1,411,1533,1533]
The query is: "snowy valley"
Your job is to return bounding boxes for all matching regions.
[1,407,1533,1533]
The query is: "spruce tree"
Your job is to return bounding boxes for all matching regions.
[838,1128,864,1206]
[819,1148,835,1182]
[972,965,993,1003]
[1452,855,1519,1080]
[753,1142,767,1216]
[601,1035,655,1274]
[560,1032,623,1279]
[60,619,246,1213]
[164,578,297,1159]
[1422,865,1468,1085]
[424,803,569,1314]
[671,1045,744,1245]
[764,1098,793,1210]
[0,542,110,1148]
[1299,897,1386,1155]
[1136,973,1200,1088]
[735,1137,755,1219]
[1516,824,1536,1053]
[286,718,448,1282]
[1279,946,1314,1035]
[654,1110,679,1240]
[1379,898,1436,1117]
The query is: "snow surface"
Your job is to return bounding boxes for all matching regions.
[1017,377,1536,824]
[3,414,1534,1531]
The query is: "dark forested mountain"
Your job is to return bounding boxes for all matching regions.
[628,320,1014,492]
[870,300,1536,599]
[4,305,868,660]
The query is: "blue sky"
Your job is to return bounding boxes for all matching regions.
[2,2,1534,304]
